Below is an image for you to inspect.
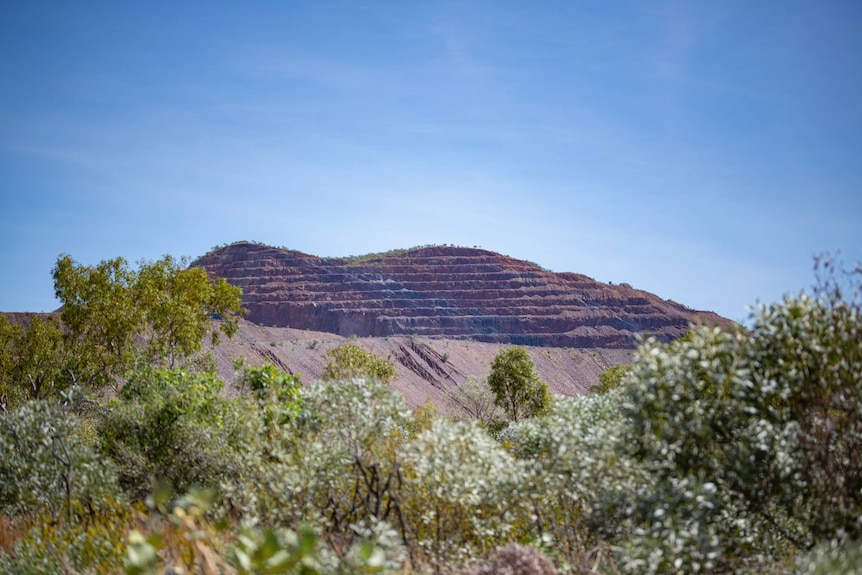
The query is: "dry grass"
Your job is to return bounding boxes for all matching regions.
[0,514,31,553]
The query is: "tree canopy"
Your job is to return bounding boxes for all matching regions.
[0,315,69,409]
[487,346,552,422]
[52,254,245,386]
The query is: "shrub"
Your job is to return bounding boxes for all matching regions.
[400,419,526,570]
[501,393,642,570]
[321,343,397,384]
[0,400,120,522]
[237,362,303,429]
[592,363,632,395]
[229,377,413,544]
[98,368,254,501]
[614,260,862,572]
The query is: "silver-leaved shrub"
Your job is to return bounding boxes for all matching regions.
[615,261,862,573]
[501,391,646,570]
[0,400,119,521]
[401,418,526,571]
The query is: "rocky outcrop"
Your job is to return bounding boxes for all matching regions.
[195,243,733,349]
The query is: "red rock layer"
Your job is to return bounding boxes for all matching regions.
[194,243,732,349]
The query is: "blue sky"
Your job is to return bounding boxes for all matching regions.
[1,1,860,323]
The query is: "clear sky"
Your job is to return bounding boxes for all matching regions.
[2,1,860,323]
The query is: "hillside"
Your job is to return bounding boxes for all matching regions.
[195,242,732,349]
[2,243,733,407]
[207,320,633,408]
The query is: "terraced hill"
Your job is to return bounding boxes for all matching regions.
[195,242,731,348]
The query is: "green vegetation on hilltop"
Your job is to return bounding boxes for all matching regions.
[339,245,439,263]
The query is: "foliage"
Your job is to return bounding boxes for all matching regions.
[400,419,526,570]
[227,525,337,575]
[321,343,397,384]
[795,538,862,575]
[0,316,72,410]
[0,399,120,522]
[487,347,552,423]
[592,363,632,395]
[442,376,505,431]
[613,259,862,572]
[500,393,641,571]
[228,376,529,573]
[52,254,141,388]
[339,245,444,264]
[238,362,304,429]
[0,507,133,575]
[134,254,245,367]
[52,254,245,388]
[227,377,413,543]
[97,368,254,501]
[409,396,439,434]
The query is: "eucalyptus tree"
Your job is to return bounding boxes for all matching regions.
[487,346,552,423]
[0,315,70,410]
[52,253,245,388]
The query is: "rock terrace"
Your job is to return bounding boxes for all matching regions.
[194,243,732,348]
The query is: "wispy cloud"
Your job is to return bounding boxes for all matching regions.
[649,0,699,84]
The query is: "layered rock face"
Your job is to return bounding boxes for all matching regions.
[195,243,732,349]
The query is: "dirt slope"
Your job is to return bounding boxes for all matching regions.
[209,320,632,409]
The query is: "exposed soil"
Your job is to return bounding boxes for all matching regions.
[196,243,733,349]
[208,320,633,409]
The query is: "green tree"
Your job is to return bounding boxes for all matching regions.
[591,363,631,395]
[487,347,552,423]
[53,254,141,388]
[321,343,397,384]
[52,254,245,387]
[135,255,244,368]
[0,315,72,409]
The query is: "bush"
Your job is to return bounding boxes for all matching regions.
[229,377,413,542]
[614,260,862,572]
[501,393,642,570]
[401,419,526,570]
[592,363,632,395]
[237,362,303,429]
[0,400,120,522]
[98,368,254,501]
[321,343,397,384]
[0,505,131,575]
